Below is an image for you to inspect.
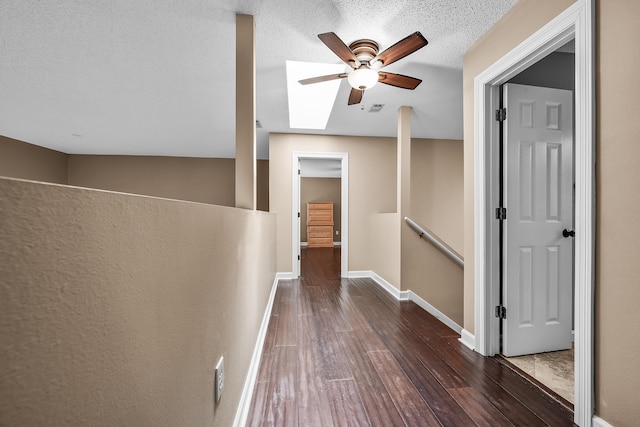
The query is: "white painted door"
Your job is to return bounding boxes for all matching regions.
[503,83,574,357]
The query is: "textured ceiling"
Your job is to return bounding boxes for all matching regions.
[0,0,517,159]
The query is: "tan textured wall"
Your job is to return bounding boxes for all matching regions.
[411,139,463,253]
[465,0,640,425]
[270,133,396,276]
[462,0,575,334]
[300,177,341,242]
[0,135,68,184]
[404,138,464,325]
[0,177,276,427]
[68,155,236,206]
[596,1,640,425]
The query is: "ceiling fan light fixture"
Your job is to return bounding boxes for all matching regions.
[347,66,378,90]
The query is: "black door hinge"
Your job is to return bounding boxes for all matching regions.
[298,255,301,261]
[298,212,301,218]
[495,108,507,122]
[495,207,507,220]
[298,169,301,175]
[495,305,507,319]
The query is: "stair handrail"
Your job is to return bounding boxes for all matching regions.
[404,216,464,267]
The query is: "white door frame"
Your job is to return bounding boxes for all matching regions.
[292,151,349,278]
[472,1,594,425]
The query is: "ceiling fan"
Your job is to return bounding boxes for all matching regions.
[299,31,428,105]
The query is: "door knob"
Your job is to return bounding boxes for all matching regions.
[562,228,575,238]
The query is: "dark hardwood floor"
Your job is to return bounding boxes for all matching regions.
[247,247,575,426]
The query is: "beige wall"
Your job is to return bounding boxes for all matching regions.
[270,132,464,318]
[404,138,464,325]
[465,0,640,424]
[269,133,397,276]
[300,177,341,242]
[0,135,68,184]
[411,138,463,253]
[596,1,640,425]
[0,177,276,427]
[0,137,271,209]
[68,155,236,206]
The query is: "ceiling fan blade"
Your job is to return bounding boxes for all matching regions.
[318,32,359,68]
[374,32,428,68]
[348,88,363,105]
[298,73,348,85]
[378,72,422,90]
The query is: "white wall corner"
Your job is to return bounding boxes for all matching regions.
[370,271,408,300]
[408,291,462,334]
[346,270,373,279]
[459,329,476,351]
[233,274,280,426]
[592,416,614,427]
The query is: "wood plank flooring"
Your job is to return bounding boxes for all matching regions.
[247,248,575,426]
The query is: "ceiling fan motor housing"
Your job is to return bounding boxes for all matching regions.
[348,39,379,64]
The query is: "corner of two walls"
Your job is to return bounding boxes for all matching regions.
[0,135,68,184]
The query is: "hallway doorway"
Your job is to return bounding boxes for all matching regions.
[291,152,348,278]
[497,44,576,405]
[472,2,594,424]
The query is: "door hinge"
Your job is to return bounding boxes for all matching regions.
[495,108,507,122]
[495,305,507,319]
[298,255,301,261]
[298,212,301,218]
[298,169,301,175]
[495,207,507,220]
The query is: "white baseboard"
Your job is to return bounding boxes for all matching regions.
[348,271,464,335]
[233,274,280,427]
[275,272,293,280]
[592,415,614,427]
[300,242,341,247]
[459,329,476,351]
[345,270,371,278]
[408,291,462,334]
[347,270,409,300]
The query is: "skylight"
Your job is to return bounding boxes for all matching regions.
[285,60,347,130]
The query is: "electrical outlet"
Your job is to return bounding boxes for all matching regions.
[215,357,224,402]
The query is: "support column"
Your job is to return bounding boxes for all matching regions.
[398,106,412,217]
[398,106,412,290]
[235,14,256,210]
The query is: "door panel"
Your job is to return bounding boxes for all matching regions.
[503,83,573,357]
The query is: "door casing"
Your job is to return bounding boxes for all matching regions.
[291,151,349,278]
[471,1,594,425]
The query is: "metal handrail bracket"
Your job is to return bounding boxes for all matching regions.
[404,217,464,267]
